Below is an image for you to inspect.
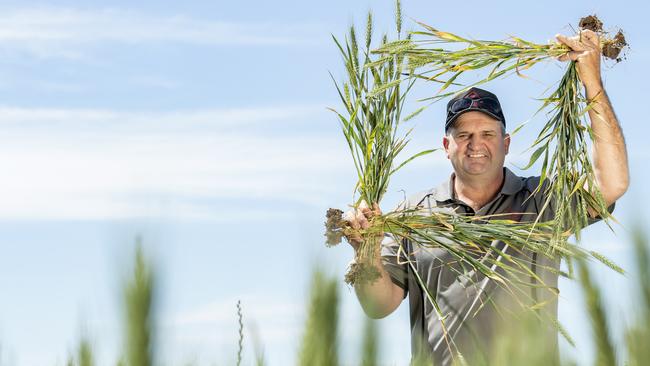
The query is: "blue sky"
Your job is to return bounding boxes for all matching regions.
[0,0,647,365]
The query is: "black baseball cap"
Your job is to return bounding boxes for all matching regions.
[445,87,506,132]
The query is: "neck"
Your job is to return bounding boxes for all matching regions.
[453,169,505,211]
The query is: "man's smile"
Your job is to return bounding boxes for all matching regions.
[467,153,488,158]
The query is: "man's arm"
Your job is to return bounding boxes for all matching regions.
[557,30,629,210]
[344,201,405,318]
[354,257,405,318]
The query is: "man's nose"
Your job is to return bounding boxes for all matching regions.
[468,134,481,148]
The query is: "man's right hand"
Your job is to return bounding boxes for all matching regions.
[342,200,382,251]
[344,200,405,318]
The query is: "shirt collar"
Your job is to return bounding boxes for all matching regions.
[432,167,523,203]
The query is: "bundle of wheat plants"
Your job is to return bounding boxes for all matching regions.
[373,16,627,251]
[325,3,434,284]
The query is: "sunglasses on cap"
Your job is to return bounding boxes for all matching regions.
[448,96,502,117]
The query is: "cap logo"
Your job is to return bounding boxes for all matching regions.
[466,91,480,99]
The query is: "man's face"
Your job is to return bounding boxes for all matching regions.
[443,111,510,180]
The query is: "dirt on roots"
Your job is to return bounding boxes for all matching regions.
[579,15,604,32]
[579,15,628,62]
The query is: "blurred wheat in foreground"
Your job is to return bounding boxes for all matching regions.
[45,229,646,365]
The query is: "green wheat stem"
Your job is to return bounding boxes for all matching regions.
[124,242,154,366]
[237,300,244,366]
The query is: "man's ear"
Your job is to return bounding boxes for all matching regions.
[443,136,450,158]
[504,133,511,155]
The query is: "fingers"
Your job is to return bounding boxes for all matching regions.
[556,29,602,65]
[558,51,581,62]
[342,203,372,230]
[359,200,369,210]
[342,200,382,249]
[359,199,372,220]
[359,200,382,220]
[342,210,360,230]
[556,33,584,51]
[356,208,370,229]
[372,202,382,216]
[580,29,599,44]
[556,30,599,51]
[342,209,362,249]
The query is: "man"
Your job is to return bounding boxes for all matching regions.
[344,29,629,364]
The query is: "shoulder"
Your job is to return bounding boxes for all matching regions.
[404,188,437,209]
[521,175,553,195]
[503,168,547,195]
[521,175,541,191]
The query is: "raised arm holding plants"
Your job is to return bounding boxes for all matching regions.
[556,30,629,211]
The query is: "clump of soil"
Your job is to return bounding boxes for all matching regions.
[579,15,603,32]
[345,261,381,285]
[325,208,345,246]
[577,15,628,63]
[602,30,627,61]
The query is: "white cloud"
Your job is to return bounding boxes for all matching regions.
[0,105,353,221]
[0,105,323,131]
[0,7,323,58]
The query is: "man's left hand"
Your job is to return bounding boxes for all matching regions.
[556,30,602,90]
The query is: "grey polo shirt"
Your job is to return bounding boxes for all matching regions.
[381,168,608,365]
